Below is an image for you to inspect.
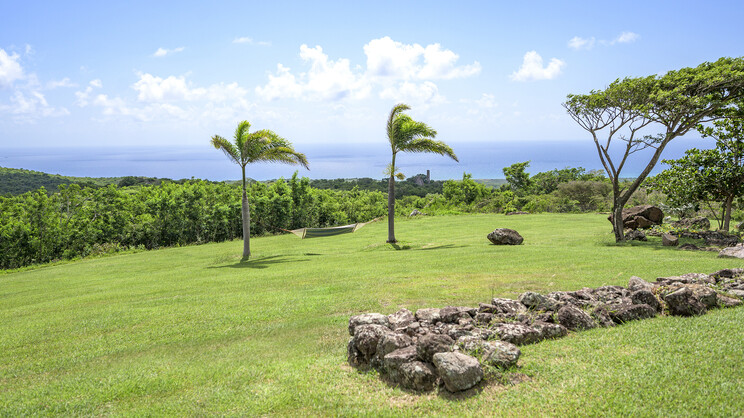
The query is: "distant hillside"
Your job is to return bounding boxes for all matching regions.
[0,166,125,195]
[473,178,507,188]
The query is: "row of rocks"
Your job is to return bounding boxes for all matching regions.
[347,269,744,393]
[609,205,664,230]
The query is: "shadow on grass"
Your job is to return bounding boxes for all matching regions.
[416,244,463,251]
[209,255,309,269]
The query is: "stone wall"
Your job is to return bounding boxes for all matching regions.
[347,269,744,393]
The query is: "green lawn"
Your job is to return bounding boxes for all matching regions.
[1,214,743,416]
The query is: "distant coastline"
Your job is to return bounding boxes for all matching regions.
[0,138,712,181]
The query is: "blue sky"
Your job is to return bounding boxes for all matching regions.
[1,1,743,178]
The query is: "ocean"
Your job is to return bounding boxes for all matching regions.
[0,138,713,181]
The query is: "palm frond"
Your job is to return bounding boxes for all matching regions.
[253,146,309,169]
[234,121,251,151]
[210,135,242,165]
[401,138,459,162]
[387,103,411,148]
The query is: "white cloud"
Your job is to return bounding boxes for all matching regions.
[256,45,370,101]
[379,81,444,106]
[615,31,640,44]
[233,37,271,46]
[568,36,595,50]
[77,73,254,123]
[475,93,497,108]
[47,78,77,89]
[256,37,479,103]
[510,51,565,82]
[152,47,185,57]
[569,32,640,50]
[0,49,24,86]
[365,36,481,80]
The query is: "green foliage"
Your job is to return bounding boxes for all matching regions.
[309,175,445,198]
[502,161,532,195]
[0,166,119,195]
[1,214,742,415]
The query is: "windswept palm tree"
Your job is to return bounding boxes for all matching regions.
[386,104,458,243]
[211,121,308,259]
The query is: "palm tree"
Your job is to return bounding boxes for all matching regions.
[386,104,458,243]
[211,121,308,259]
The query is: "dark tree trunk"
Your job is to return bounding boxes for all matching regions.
[612,201,625,242]
[723,194,734,232]
[241,166,251,259]
[387,174,396,243]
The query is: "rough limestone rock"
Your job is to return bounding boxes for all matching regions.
[388,308,415,330]
[557,305,596,331]
[519,292,559,311]
[662,233,679,247]
[440,306,475,324]
[409,209,425,217]
[628,276,654,292]
[671,217,710,230]
[625,229,647,241]
[492,323,540,345]
[487,228,524,245]
[532,321,568,340]
[349,313,389,336]
[489,298,529,316]
[591,306,616,327]
[719,244,744,259]
[377,332,413,360]
[415,308,441,323]
[657,273,715,285]
[348,324,393,369]
[691,286,718,309]
[416,333,454,362]
[712,268,744,279]
[608,303,657,323]
[663,287,707,316]
[609,205,664,229]
[383,346,418,381]
[398,361,439,392]
[432,352,484,392]
[480,341,521,369]
[630,289,662,312]
[718,294,744,307]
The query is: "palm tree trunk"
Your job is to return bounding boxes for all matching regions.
[387,154,396,243]
[241,166,251,259]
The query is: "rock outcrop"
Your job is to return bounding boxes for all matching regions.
[609,205,664,230]
[487,228,524,245]
[347,270,744,393]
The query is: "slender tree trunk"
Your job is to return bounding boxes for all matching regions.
[612,201,625,242]
[241,166,251,259]
[723,194,734,232]
[387,153,397,243]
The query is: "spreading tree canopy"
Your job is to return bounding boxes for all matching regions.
[564,57,744,241]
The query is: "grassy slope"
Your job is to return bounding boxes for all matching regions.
[1,214,743,416]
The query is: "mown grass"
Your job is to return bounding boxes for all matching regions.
[1,214,743,416]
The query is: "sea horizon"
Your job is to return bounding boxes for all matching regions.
[0,138,713,181]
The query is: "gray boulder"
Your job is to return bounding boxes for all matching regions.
[532,321,568,340]
[609,205,664,229]
[557,305,596,331]
[487,228,524,245]
[397,361,439,392]
[663,287,707,316]
[432,352,484,392]
[416,333,454,362]
[671,217,710,230]
[480,341,521,369]
[348,324,393,369]
[608,303,657,323]
[628,276,654,292]
[349,313,389,336]
[415,308,442,323]
[519,292,559,311]
[662,233,679,246]
[491,323,540,345]
[440,306,475,324]
[625,229,647,241]
[388,308,415,330]
[719,244,744,259]
[630,289,661,312]
[717,294,743,307]
[377,332,413,360]
[409,209,425,217]
[382,346,418,380]
[489,298,529,316]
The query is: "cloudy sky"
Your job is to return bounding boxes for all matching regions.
[1,1,742,178]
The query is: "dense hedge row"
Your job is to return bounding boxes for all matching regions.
[0,168,633,269]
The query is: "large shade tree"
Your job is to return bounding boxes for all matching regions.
[564,57,744,241]
[386,104,458,243]
[211,121,308,259]
[650,103,744,231]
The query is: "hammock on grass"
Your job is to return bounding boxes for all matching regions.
[283,218,379,239]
